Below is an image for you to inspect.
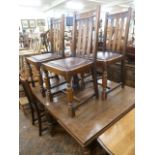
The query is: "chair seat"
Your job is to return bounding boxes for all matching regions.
[97,51,123,64]
[43,57,93,77]
[27,53,62,63]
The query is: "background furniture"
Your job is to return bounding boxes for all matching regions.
[97,8,132,100]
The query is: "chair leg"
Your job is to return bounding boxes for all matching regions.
[91,67,99,99]
[38,68,45,97]
[38,116,42,136]
[80,73,85,90]
[36,110,42,136]
[45,108,56,136]
[44,70,53,102]
[72,75,80,90]
[31,107,35,125]
[102,64,107,100]
[66,82,75,117]
[121,59,125,88]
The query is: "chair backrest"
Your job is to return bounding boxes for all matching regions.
[103,8,132,55]
[71,6,101,60]
[50,15,65,57]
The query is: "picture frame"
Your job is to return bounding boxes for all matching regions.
[29,19,36,28]
[21,19,29,29]
[37,19,45,26]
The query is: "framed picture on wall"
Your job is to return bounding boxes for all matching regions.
[37,19,45,26]
[29,19,36,28]
[21,19,29,29]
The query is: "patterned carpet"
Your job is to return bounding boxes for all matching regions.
[19,109,107,155]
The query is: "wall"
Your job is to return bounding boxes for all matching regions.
[19,6,49,32]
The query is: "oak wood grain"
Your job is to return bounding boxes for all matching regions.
[98,109,135,155]
[32,83,135,147]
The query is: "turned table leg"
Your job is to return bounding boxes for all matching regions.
[66,82,75,117]
[102,63,107,100]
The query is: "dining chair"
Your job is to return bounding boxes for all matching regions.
[97,8,132,100]
[20,74,47,136]
[42,6,100,117]
[25,15,65,97]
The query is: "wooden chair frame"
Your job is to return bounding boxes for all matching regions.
[25,15,65,97]
[97,8,132,100]
[42,6,101,117]
[20,75,47,136]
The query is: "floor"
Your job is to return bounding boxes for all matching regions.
[19,109,107,155]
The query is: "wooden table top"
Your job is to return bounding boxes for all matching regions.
[98,108,135,155]
[32,82,135,147]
